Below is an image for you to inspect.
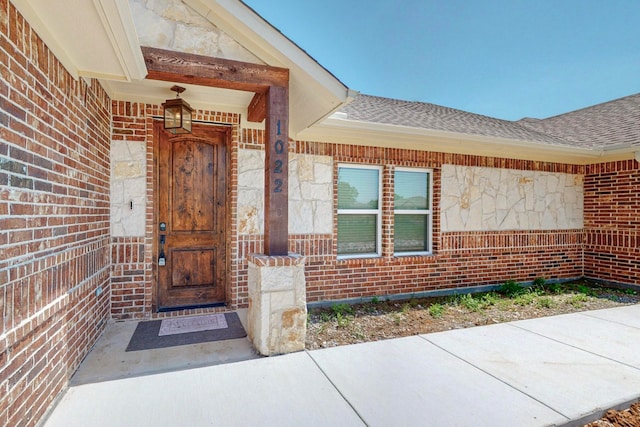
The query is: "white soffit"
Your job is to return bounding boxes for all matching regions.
[103,79,254,118]
[184,0,353,134]
[12,0,146,81]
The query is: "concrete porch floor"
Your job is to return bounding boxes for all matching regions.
[69,309,260,386]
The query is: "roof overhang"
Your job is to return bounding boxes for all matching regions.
[182,0,355,134]
[12,0,147,81]
[300,115,639,165]
[13,0,354,136]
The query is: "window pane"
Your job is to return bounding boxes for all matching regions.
[394,214,429,252]
[338,167,379,210]
[338,214,377,255]
[394,170,429,210]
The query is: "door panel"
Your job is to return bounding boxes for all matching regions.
[171,140,215,232]
[156,122,227,310]
[171,248,216,287]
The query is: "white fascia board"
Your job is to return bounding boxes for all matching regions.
[193,0,348,98]
[299,117,631,165]
[93,0,148,81]
[183,0,351,134]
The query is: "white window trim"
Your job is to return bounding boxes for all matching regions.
[337,164,383,259]
[393,167,433,256]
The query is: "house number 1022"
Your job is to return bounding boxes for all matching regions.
[273,119,284,193]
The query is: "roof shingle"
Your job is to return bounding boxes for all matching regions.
[337,93,640,150]
[517,93,640,149]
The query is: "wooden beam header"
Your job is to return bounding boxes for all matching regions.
[142,46,289,92]
[143,46,291,254]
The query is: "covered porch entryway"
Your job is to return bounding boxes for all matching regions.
[67,310,258,386]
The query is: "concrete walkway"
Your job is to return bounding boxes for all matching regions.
[42,305,640,427]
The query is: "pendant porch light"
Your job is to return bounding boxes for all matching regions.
[162,85,193,134]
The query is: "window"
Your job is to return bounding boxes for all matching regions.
[394,168,432,255]
[337,165,382,257]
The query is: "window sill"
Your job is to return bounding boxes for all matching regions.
[337,254,381,261]
[393,252,433,257]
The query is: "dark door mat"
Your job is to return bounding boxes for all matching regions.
[126,312,247,352]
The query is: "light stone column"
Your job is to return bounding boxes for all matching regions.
[247,254,306,356]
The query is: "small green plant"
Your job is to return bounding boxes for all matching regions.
[623,288,637,295]
[370,296,380,304]
[331,303,353,317]
[577,284,595,296]
[428,303,445,318]
[514,292,537,306]
[545,282,563,294]
[336,312,351,328]
[499,280,526,298]
[568,293,589,307]
[459,294,483,312]
[533,277,546,288]
[536,296,555,309]
[320,311,331,322]
[443,295,459,305]
[480,292,500,307]
[390,312,403,326]
[401,303,411,314]
[495,298,512,310]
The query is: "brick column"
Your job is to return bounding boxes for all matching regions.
[247,253,306,355]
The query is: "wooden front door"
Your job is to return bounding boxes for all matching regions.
[155,122,228,310]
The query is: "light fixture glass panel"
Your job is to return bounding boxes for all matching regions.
[181,105,192,133]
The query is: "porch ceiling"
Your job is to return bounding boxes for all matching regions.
[12,0,147,82]
[12,0,353,136]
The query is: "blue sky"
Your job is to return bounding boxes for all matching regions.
[243,0,639,121]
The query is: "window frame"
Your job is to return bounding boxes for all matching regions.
[336,163,383,259]
[393,167,433,256]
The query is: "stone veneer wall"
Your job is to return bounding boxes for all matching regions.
[0,2,111,425]
[441,164,583,231]
[129,0,262,63]
[110,140,147,237]
[238,149,333,235]
[235,137,585,303]
[584,159,640,286]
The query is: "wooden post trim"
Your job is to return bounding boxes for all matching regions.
[264,85,289,255]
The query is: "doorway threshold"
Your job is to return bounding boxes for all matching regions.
[157,301,226,313]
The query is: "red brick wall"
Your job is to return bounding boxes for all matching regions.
[0,1,111,425]
[110,102,242,319]
[232,136,585,303]
[584,160,640,285]
[110,102,151,319]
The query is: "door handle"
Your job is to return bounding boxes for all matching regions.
[158,234,166,266]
